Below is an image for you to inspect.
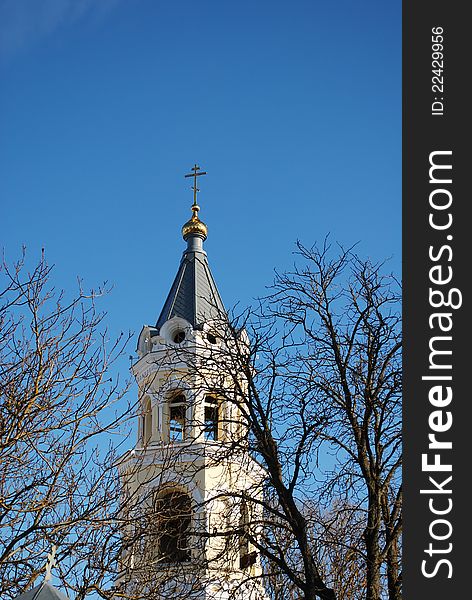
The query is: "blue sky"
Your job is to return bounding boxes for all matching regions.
[1,0,400,358]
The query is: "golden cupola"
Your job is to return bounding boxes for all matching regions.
[182,202,208,241]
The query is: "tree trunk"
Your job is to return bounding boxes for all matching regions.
[386,533,402,600]
[364,496,382,600]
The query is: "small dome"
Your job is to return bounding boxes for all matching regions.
[182,204,208,240]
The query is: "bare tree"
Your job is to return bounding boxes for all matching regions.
[161,240,402,600]
[263,500,366,600]
[238,240,402,600]
[0,251,132,599]
[314,500,367,600]
[1,240,400,600]
[266,241,402,600]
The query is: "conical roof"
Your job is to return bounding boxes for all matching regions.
[156,169,227,331]
[14,582,69,600]
[156,241,225,331]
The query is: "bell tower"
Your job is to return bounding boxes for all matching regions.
[117,167,269,600]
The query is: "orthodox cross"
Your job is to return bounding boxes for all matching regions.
[184,164,207,207]
[44,545,57,582]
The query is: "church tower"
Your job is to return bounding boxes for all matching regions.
[117,167,269,600]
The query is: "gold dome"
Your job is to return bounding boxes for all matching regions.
[182,204,208,240]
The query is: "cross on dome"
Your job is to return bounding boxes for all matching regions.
[182,163,208,241]
[184,163,207,209]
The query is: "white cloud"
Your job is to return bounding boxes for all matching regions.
[0,0,122,63]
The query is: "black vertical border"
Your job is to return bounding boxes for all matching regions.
[403,2,467,597]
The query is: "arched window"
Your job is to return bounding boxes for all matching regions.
[204,396,219,441]
[155,491,191,562]
[142,396,152,445]
[239,499,256,569]
[169,394,186,441]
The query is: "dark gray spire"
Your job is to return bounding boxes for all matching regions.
[155,212,226,331]
[14,582,69,600]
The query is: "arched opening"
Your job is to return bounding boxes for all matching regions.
[169,394,186,441]
[142,396,152,445]
[204,396,219,441]
[239,499,256,569]
[155,491,191,562]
